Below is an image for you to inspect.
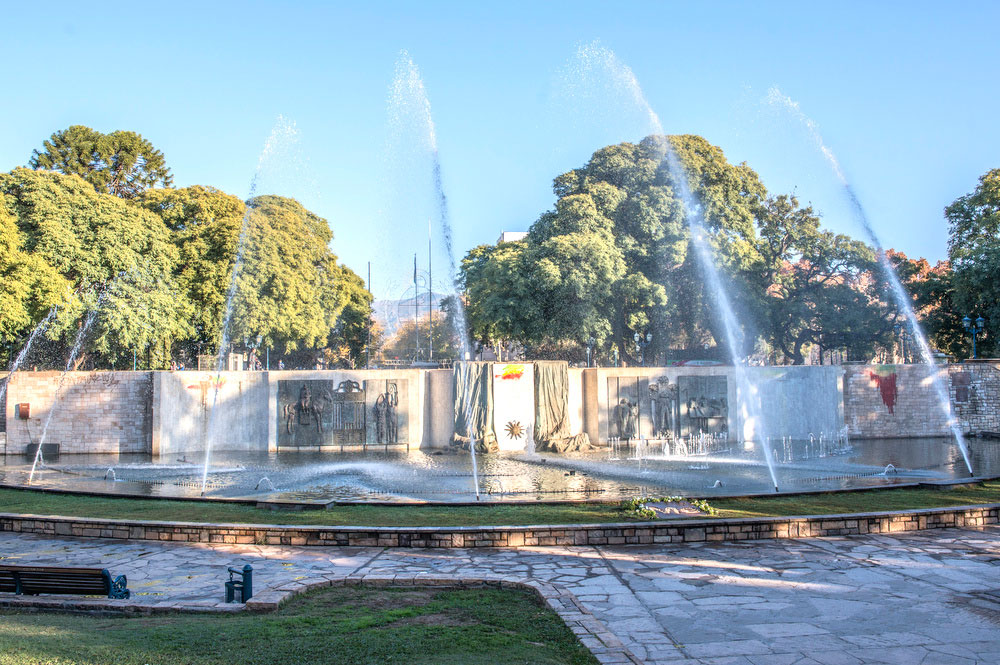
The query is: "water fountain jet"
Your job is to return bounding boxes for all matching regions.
[767,87,974,477]
[28,292,106,483]
[388,52,481,499]
[0,306,59,406]
[200,117,298,496]
[570,44,779,491]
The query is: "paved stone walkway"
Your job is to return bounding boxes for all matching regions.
[2,527,1000,664]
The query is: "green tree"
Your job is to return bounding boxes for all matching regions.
[29,125,172,199]
[0,194,69,357]
[751,194,889,364]
[138,186,246,359]
[946,168,1000,358]
[229,195,372,360]
[461,135,767,362]
[140,188,372,366]
[324,267,376,367]
[889,251,963,360]
[0,168,190,367]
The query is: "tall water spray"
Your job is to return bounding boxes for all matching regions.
[569,44,779,490]
[28,291,106,483]
[0,306,58,405]
[200,117,298,495]
[767,87,974,477]
[388,52,481,498]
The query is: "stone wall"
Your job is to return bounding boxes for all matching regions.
[2,503,995,548]
[5,363,995,455]
[843,364,949,438]
[153,371,270,457]
[950,361,1000,434]
[3,371,153,455]
[843,362,1000,438]
[590,365,843,444]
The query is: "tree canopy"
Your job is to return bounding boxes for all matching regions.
[945,168,1000,357]
[29,125,172,199]
[1,150,373,369]
[0,168,189,366]
[460,135,905,365]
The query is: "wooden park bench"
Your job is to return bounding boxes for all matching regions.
[0,565,130,599]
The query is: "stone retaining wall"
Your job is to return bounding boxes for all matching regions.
[3,504,996,548]
[3,372,153,455]
[844,362,1000,438]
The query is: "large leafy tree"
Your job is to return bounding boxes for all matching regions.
[890,251,963,360]
[138,186,246,357]
[750,195,889,364]
[946,168,1000,358]
[0,194,69,356]
[228,195,371,356]
[462,135,767,362]
[0,168,190,367]
[29,125,172,199]
[140,188,372,362]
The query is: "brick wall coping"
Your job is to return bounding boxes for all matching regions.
[2,503,997,548]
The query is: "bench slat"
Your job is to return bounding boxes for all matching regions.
[0,565,129,599]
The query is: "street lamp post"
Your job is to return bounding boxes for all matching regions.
[586,336,596,368]
[962,315,986,359]
[633,331,652,367]
[892,323,912,364]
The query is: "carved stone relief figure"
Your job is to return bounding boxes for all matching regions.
[614,398,638,439]
[374,383,399,444]
[649,379,679,439]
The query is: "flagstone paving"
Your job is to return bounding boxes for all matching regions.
[2,526,999,664]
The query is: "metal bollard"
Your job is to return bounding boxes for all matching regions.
[225,564,253,603]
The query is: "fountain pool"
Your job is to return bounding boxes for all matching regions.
[2,436,995,505]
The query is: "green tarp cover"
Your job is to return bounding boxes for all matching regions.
[534,360,570,442]
[452,361,498,453]
[534,361,591,452]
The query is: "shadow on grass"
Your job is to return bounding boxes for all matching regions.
[0,586,599,665]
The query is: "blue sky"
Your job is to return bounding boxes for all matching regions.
[2,1,998,298]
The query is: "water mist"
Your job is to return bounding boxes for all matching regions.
[767,87,973,477]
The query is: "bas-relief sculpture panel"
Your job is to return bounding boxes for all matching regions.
[678,375,728,437]
[606,374,729,440]
[277,378,408,446]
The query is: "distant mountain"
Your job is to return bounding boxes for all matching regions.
[373,291,446,337]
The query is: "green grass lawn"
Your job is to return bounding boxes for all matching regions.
[0,488,632,526]
[0,585,599,665]
[0,482,998,527]
[711,480,1000,518]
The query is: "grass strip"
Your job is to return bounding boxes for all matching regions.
[711,481,1000,518]
[0,482,998,527]
[0,488,632,526]
[0,585,599,665]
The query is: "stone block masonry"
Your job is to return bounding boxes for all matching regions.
[1,503,996,548]
[4,371,153,455]
[844,362,1000,438]
[3,363,999,456]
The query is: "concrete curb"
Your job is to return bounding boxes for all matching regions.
[2,503,998,548]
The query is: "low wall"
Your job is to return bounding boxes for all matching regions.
[589,365,843,443]
[153,371,269,457]
[2,504,995,548]
[950,362,1000,434]
[843,362,1000,438]
[5,362,997,457]
[3,372,152,455]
